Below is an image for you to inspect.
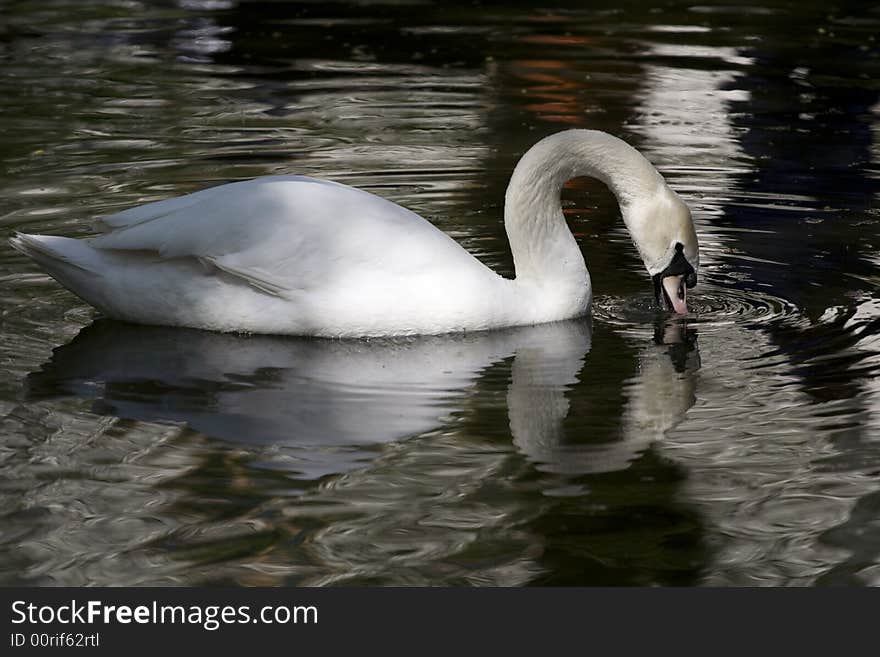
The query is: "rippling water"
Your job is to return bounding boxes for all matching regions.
[1,0,879,586]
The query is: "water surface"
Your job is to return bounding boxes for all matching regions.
[1,0,879,586]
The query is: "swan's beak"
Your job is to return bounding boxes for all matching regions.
[661,275,688,315]
[653,242,696,315]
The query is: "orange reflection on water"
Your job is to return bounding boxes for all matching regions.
[510,35,597,125]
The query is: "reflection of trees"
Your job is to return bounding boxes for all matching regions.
[713,10,880,425]
[716,7,879,320]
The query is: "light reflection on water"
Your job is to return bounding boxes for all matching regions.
[1,0,880,586]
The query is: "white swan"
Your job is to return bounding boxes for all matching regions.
[9,129,698,337]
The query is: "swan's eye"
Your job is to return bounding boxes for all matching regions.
[686,272,697,289]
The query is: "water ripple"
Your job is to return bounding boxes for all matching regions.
[593,283,802,333]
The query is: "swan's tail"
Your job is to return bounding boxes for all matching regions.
[9,231,107,276]
[8,232,111,308]
[10,232,101,271]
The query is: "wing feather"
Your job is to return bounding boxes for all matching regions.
[89,176,482,297]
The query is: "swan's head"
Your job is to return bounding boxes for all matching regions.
[625,186,699,315]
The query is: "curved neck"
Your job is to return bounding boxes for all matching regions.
[504,130,665,289]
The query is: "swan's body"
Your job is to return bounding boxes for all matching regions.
[10,130,698,337]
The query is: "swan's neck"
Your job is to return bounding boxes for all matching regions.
[504,130,665,303]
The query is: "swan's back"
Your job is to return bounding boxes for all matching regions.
[94,175,472,274]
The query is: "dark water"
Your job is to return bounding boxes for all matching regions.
[1,0,879,586]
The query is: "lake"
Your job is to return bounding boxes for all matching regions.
[1,0,879,586]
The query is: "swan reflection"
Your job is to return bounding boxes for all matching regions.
[511,317,700,475]
[27,319,592,479]
[29,312,702,485]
